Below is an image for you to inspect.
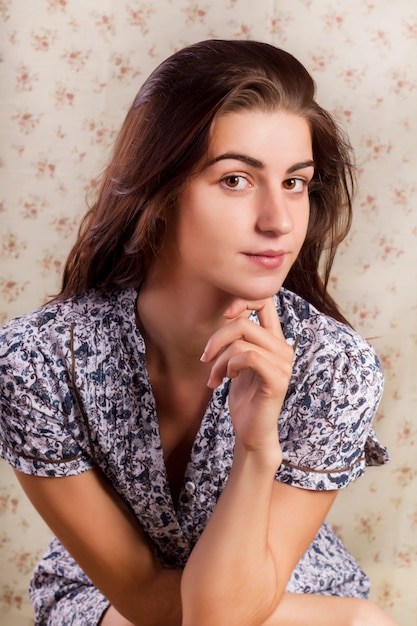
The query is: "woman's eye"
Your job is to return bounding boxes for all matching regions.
[221,175,249,190]
[282,178,305,193]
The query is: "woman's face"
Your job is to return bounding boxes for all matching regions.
[164,108,314,303]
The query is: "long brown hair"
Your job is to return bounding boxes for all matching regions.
[58,39,354,324]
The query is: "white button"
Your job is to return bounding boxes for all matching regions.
[184,480,196,494]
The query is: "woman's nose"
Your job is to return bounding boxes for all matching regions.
[255,187,294,235]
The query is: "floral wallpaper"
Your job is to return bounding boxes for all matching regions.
[0,0,416,624]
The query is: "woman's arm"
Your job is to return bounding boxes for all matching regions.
[15,467,182,626]
[181,474,399,626]
[181,298,337,625]
[181,457,337,626]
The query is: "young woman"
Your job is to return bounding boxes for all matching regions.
[0,40,398,625]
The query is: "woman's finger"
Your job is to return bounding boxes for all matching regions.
[206,340,291,390]
[223,297,285,341]
[201,298,289,365]
[201,316,286,365]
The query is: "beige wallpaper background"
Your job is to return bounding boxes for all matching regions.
[0,1,416,624]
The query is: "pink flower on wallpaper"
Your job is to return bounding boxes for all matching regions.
[0,585,23,610]
[376,236,404,262]
[1,232,26,259]
[49,215,78,239]
[404,19,417,39]
[0,491,18,513]
[33,156,56,178]
[61,48,92,72]
[11,144,25,157]
[15,64,39,92]
[56,126,66,140]
[330,104,352,125]
[19,195,49,219]
[378,347,402,374]
[39,251,64,278]
[92,12,116,39]
[359,194,378,215]
[71,147,87,163]
[309,52,333,72]
[268,13,291,39]
[323,12,345,30]
[362,3,376,16]
[375,581,400,610]
[389,70,417,96]
[355,513,382,542]
[147,45,157,59]
[10,550,37,576]
[363,136,393,160]
[328,276,338,292]
[231,22,253,39]
[370,30,390,49]
[394,548,415,569]
[339,66,367,89]
[0,0,11,22]
[12,111,43,135]
[31,28,59,52]
[370,95,384,109]
[68,17,80,30]
[84,119,117,146]
[0,200,5,213]
[391,184,416,213]
[397,420,415,446]
[83,176,101,195]
[0,279,28,303]
[54,83,76,108]
[46,0,67,12]
[110,53,141,83]
[91,77,108,93]
[9,29,18,44]
[350,304,381,327]
[182,1,207,25]
[393,464,417,488]
[126,3,155,34]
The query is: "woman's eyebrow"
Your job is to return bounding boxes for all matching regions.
[208,153,264,169]
[207,153,315,173]
[286,160,315,174]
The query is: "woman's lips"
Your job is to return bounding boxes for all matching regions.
[244,251,287,269]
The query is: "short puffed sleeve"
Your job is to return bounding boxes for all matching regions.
[0,313,94,477]
[276,313,389,490]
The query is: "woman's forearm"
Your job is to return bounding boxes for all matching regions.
[15,470,183,626]
[100,567,183,626]
[181,443,282,626]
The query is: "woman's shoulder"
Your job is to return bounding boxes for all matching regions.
[276,287,384,394]
[275,288,388,487]
[276,287,374,355]
[0,287,138,349]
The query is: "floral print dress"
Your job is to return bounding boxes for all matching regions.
[0,287,389,625]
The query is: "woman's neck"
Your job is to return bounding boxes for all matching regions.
[136,276,234,379]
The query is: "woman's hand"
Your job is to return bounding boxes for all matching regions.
[182,298,296,625]
[201,297,294,458]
